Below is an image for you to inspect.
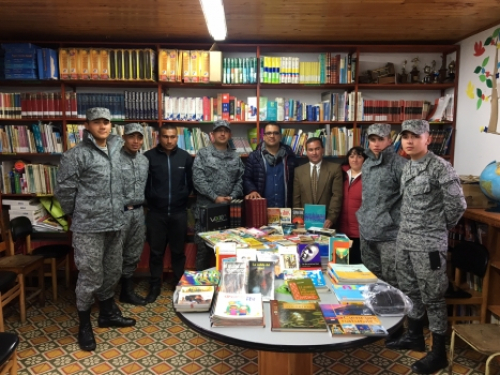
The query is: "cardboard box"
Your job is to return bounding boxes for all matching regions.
[461,183,496,209]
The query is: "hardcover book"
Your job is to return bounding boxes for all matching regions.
[304,204,326,229]
[282,269,327,289]
[287,278,320,300]
[270,300,327,332]
[319,303,388,336]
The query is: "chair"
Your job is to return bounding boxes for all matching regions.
[10,217,70,302]
[0,232,44,323]
[0,332,19,375]
[449,323,500,375]
[445,241,490,323]
[0,251,22,331]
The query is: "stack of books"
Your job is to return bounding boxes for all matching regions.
[210,293,265,327]
[173,285,216,312]
[327,263,378,285]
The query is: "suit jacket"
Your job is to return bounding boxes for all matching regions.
[293,160,343,225]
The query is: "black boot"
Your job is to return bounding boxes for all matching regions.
[145,284,161,304]
[97,298,136,328]
[411,332,448,374]
[78,310,96,351]
[386,317,426,351]
[119,277,146,306]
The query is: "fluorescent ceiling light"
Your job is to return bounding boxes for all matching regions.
[199,0,227,41]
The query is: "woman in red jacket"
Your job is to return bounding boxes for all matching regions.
[338,146,366,264]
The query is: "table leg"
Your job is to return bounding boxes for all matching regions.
[258,351,313,375]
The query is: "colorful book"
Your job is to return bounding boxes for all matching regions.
[292,207,304,226]
[267,207,281,225]
[328,263,378,284]
[287,278,320,300]
[319,303,388,336]
[211,293,264,327]
[331,284,366,303]
[270,300,327,332]
[304,204,326,229]
[177,270,221,286]
[329,234,351,264]
[215,242,237,271]
[220,261,247,294]
[246,260,275,301]
[297,243,322,270]
[282,269,327,289]
[174,285,215,312]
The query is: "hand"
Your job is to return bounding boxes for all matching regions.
[323,219,333,228]
[245,191,261,199]
[215,196,232,204]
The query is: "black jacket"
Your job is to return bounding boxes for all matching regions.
[144,145,193,214]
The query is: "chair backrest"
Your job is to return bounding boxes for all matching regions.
[450,241,489,278]
[9,217,33,255]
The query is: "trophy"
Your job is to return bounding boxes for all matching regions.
[398,60,408,83]
[438,56,447,83]
[446,60,456,82]
[431,60,440,83]
[410,57,420,83]
[422,64,432,84]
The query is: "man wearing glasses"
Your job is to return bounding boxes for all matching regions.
[193,120,245,270]
[243,123,297,207]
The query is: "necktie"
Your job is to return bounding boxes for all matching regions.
[312,165,318,202]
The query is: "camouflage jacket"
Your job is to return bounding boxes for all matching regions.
[356,145,408,241]
[193,144,244,212]
[120,148,149,206]
[55,131,124,233]
[397,151,466,252]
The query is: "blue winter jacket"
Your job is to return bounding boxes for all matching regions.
[243,142,297,207]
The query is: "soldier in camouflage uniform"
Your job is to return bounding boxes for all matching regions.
[118,123,149,306]
[193,120,245,270]
[386,120,466,374]
[55,108,135,352]
[356,124,407,287]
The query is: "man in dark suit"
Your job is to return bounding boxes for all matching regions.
[293,137,343,228]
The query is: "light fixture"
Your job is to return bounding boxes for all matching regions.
[199,0,227,41]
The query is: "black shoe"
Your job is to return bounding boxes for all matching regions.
[97,298,136,328]
[386,317,426,352]
[119,277,147,306]
[78,310,96,351]
[411,332,448,374]
[145,284,161,304]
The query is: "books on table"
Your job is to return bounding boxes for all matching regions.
[319,303,388,336]
[270,300,327,332]
[287,278,320,301]
[331,284,366,303]
[246,261,275,301]
[210,293,265,327]
[328,263,378,284]
[220,261,247,294]
[173,285,216,312]
[177,269,221,286]
[282,269,327,290]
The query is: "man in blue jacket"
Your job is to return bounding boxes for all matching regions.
[144,124,193,303]
[243,123,297,207]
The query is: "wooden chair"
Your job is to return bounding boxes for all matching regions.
[0,251,22,331]
[449,323,500,375]
[0,217,44,323]
[0,332,19,375]
[10,217,70,302]
[446,241,490,323]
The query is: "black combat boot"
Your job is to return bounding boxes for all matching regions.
[411,332,448,374]
[78,310,96,351]
[145,284,161,304]
[119,277,147,306]
[385,317,426,351]
[97,298,136,328]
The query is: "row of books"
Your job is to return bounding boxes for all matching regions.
[222,57,258,84]
[1,44,59,80]
[361,99,432,122]
[0,92,64,119]
[1,161,58,195]
[59,48,156,81]
[0,123,63,154]
[259,54,355,85]
[158,49,217,83]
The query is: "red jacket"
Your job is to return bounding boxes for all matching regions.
[338,165,362,238]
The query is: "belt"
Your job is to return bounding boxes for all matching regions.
[124,204,143,211]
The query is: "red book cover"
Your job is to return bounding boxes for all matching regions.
[48,93,55,117]
[42,92,48,118]
[202,96,210,121]
[221,93,230,121]
[65,93,72,117]
[55,93,61,117]
[71,92,78,117]
[236,100,242,121]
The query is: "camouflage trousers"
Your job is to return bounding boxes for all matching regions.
[395,248,448,334]
[73,231,123,311]
[360,238,398,287]
[121,208,146,278]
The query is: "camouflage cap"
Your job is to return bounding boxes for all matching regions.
[213,120,231,131]
[86,107,111,121]
[124,123,144,135]
[367,123,391,138]
[401,119,430,135]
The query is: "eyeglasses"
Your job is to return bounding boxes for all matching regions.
[264,131,281,136]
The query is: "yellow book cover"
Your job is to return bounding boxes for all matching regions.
[166,49,178,82]
[176,50,182,82]
[99,49,110,80]
[299,62,305,84]
[159,49,168,81]
[182,50,191,83]
[90,49,100,80]
[123,49,131,80]
[78,49,91,80]
[240,237,265,249]
[68,48,78,80]
[209,51,221,83]
[267,208,281,225]
[190,50,200,83]
[59,48,70,79]
[199,51,210,83]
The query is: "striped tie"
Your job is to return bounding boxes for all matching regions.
[312,165,318,202]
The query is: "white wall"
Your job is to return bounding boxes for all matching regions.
[455,24,500,175]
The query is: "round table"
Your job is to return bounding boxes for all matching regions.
[176,277,405,375]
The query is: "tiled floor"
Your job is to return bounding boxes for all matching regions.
[3,281,499,375]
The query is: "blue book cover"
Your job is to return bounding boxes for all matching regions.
[282,269,326,288]
[297,243,322,270]
[267,101,277,121]
[331,284,366,302]
[304,204,325,229]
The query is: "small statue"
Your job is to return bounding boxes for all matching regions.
[398,60,408,83]
[410,57,420,83]
[431,60,440,83]
[446,60,456,82]
[438,55,447,83]
[423,64,432,84]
